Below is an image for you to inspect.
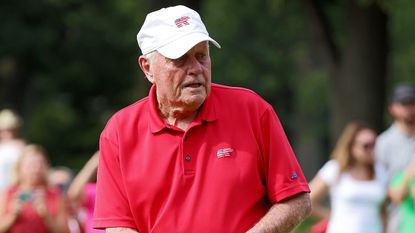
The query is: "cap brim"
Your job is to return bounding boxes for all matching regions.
[157,33,221,59]
[394,96,415,104]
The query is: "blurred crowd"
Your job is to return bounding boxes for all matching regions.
[309,83,415,233]
[1,83,415,233]
[0,109,102,233]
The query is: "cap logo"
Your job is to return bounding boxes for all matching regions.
[175,16,190,28]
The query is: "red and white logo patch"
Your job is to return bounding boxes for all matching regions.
[217,148,234,158]
[175,16,190,28]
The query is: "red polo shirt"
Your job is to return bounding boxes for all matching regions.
[93,83,310,233]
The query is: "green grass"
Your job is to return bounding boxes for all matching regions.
[291,217,317,233]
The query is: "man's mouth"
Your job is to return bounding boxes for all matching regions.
[184,83,203,88]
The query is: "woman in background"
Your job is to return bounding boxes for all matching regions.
[309,122,388,233]
[0,109,25,192]
[0,144,69,233]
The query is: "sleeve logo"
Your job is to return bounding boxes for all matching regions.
[290,172,298,180]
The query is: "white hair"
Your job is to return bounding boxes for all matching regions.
[145,51,156,65]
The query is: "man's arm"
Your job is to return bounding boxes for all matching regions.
[106,228,138,233]
[246,192,311,233]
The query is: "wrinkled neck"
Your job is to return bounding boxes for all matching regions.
[395,121,415,136]
[158,105,199,131]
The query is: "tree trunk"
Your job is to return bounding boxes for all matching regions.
[329,1,388,140]
[298,0,388,178]
[305,0,388,142]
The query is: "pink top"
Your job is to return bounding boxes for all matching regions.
[83,183,103,233]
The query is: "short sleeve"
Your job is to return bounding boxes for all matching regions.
[260,106,310,203]
[317,160,339,186]
[93,117,136,230]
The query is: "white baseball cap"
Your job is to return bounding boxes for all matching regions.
[137,5,221,59]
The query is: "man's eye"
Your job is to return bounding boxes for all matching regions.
[196,53,207,61]
[172,56,186,66]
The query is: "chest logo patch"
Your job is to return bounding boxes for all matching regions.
[217,148,234,158]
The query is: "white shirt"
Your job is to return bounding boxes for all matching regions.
[0,141,23,191]
[318,160,387,233]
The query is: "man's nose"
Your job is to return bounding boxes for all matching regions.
[187,56,203,75]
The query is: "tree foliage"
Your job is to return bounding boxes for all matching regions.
[0,0,148,167]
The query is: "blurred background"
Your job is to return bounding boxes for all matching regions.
[1,0,414,188]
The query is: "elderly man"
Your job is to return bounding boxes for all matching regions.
[93,5,311,233]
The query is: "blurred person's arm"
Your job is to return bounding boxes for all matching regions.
[106,228,139,233]
[32,190,70,233]
[67,151,99,202]
[0,192,21,233]
[309,175,331,219]
[389,160,415,203]
[55,195,71,233]
[246,192,311,233]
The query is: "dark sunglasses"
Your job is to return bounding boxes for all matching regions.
[355,142,375,150]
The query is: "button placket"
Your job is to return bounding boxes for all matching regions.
[182,132,195,174]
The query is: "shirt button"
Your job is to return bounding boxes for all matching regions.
[184,136,189,141]
[185,155,191,161]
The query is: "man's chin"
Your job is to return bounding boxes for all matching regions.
[183,95,206,108]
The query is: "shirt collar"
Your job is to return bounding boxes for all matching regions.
[148,84,217,134]
[391,123,415,139]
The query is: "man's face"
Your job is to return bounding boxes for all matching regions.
[149,42,211,111]
[0,128,16,140]
[389,102,415,125]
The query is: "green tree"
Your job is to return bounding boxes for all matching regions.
[0,0,148,167]
[304,0,388,141]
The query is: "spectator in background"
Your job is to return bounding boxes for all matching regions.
[68,151,102,233]
[375,83,415,233]
[49,166,74,194]
[49,166,82,233]
[310,122,388,233]
[0,144,70,233]
[0,109,25,191]
[389,159,415,233]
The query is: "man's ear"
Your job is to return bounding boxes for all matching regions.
[138,55,154,83]
[388,103,397,118]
